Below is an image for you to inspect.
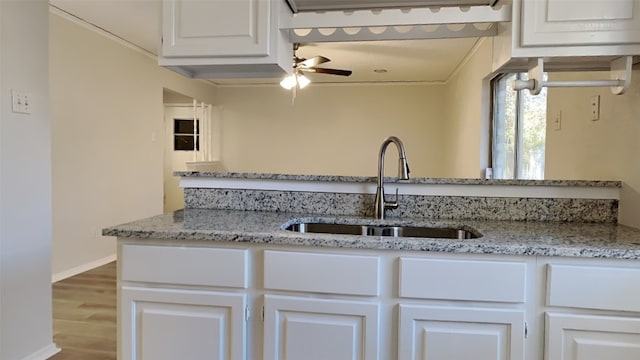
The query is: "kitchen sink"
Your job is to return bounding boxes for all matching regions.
[284,222,480,239]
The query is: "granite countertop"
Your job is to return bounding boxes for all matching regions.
[103,209,640,259]
[175,171,622,188]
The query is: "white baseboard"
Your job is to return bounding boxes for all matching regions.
[52,254,117,283]
[20,343,60,360]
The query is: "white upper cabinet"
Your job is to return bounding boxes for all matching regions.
[496,0,640,62]
[520,0,640,48]
[159,0,293,79]
[162,0,270,58]
[160,0,640,78]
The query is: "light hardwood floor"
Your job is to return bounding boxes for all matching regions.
[51,262,117,360]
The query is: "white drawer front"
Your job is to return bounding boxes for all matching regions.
[121,244,248,288]
[264,250,380,296]
[548,264,640,312]
[399,258,527,303]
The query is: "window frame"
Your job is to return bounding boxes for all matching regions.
[173,118,200,151]
[490,72,547,180]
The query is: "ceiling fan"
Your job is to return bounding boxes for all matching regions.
[280,43,353,90]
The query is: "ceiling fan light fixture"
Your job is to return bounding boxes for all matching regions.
[297,73,311,89]
[280,74,297,90]
[280,72,311,90]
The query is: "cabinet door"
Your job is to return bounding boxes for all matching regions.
[121,286,246,360]
[398,305,525,360]
[546,313,640,360]
[521,0,640,47]
[264,295,379,360]
[162,0,271,58]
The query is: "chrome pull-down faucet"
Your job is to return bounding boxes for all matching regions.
[374,136,410,220]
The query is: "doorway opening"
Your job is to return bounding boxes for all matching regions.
[162,89,222,212]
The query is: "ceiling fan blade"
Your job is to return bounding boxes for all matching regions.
[306,67,353,76]
[297,56,330,69]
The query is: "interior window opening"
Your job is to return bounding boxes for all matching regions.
[491,72,547,180]
[174,118,200,151]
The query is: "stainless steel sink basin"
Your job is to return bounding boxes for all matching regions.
[285,222,480,239]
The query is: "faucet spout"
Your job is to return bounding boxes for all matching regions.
[374,136,410,220]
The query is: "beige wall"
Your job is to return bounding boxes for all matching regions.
[444,38,493,178]
[215,40,494,179]
[217,84,450,178]
[50,11,217,278]
[546,69,640,227]
[164,88,196,104]
[1,1,56,358]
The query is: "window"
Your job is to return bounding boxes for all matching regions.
[174,118,199,151]
[491,73,547,180]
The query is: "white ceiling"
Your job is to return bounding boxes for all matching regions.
[50,0,481,85]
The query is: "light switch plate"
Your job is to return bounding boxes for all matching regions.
[590,95,600,121]
[11,89,31,114]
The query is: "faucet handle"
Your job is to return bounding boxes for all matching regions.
[384,188,400,210]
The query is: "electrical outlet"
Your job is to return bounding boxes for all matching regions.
[590,95,600,121]
[554,111,562,130]
[11,89,31,114]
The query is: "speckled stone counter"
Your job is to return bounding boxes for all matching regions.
[175,171,622,187]
[185,188,618,222]
[178,172,621,222]
[103,209,640,259]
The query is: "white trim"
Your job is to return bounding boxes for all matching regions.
[164,103,199,108]
[445,37,488,84]
[49,5,218,90]
[52,254,117,283]
[49,5,156,60]
[214,80,446,87]
[289,23,497,42]
[19,343,60,360]
[180,177,619,200]
[289,5,512,29]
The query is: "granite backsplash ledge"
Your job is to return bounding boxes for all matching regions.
[184,188,618,223]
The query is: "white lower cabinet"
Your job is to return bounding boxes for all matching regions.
[546,313,640,360]
[117,241,640,360]
[398,305,526,360]
[121,286,247,360]
[544,261,640,360]
[398,257,527,359]
[263,295,379,360]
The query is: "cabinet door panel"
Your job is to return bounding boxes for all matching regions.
[399,305,525,360]
[264,295,379,360]
[521,0,640,47]
[162,0,270,57]
[546,313,640,360]
[121,286,246,360]
[141,309,224,360]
